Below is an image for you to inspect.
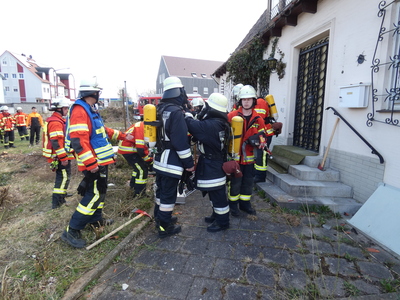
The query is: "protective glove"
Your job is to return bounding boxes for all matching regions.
[184,112,194,119]
[178,170,195,194]
[97,165,108,194]
[77,177,88,196]
[272,122,283,136]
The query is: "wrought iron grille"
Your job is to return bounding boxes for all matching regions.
[293,37,329,151]
[368,0,400,127]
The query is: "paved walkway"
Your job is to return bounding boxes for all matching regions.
[81,189,400,299]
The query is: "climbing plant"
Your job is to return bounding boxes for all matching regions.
[226,37,286,96]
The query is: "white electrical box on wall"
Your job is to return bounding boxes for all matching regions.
[339,83,370,108]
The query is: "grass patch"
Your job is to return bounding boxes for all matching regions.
[0,118,153,300]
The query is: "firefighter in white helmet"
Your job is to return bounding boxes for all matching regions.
[0,106,16,148]
[191,97,205,118]
[185,93,231,232]
[61,79,132,248]
[14,106,29,141]
[0,106,4,144]
[231,83,244,110]
[153,76,194,238]
[43,97,74,209]
[227,85,267,216]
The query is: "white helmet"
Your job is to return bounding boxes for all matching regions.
[191,98,205,107]
[50,97,71,111]
[1,105,9,111]
[78,78,102,99]
[232,83,244,100]
[238,85,257,99]
[207,93,228,113]
[16,107,22,111]
[162,76,183,99]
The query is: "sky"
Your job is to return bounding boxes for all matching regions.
[2,0,270,98]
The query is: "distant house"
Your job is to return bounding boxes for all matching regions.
[0,50,76,104]
[0,74,5,104]
[156,55,223,99]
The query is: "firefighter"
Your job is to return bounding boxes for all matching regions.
[227,85,267,216]
[43,98,74,209]
[118,121,153,196]
[231,83,244,111]
[253,97,275,183]
[27,106,44,146]
[14,107,29,141]
[153,76,194,238]
[61,80,131,248]
[191,97,205,118]
[185,93,231,232]
[0,106,4,144]
[0,106,16,149]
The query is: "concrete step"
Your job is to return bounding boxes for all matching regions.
[256,180,362,215]
[289,164,340,181]
[303,155,330,168]
[267,167,352,198]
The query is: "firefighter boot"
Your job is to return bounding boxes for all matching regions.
[61,227,86,248]
[154,216,177,229]
[239,200,257,215]
[158,221,181,238]
[204,211,216,223]
[207,220,229,232]
[229,201,240,217]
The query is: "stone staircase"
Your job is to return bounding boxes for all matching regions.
[256,155,363,215]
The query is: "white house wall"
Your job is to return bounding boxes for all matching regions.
[265,0,400,199]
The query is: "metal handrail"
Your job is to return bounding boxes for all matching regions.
[326,107,384,164]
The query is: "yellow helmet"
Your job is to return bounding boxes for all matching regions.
[207,93,228,113]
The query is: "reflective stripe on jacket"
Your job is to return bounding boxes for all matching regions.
[42,112,74,163]
[65,99,125,171]
[228,107,266,165]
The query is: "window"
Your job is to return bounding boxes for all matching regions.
[2,59,7,65]
[201,73,207,78]
[47,88,49,93]
[203,87,209,95]
[19,74,24,79]
[193,87,198,93]
[191,72,197,77]
[12,74,17,79]
[4,73,8,78]
[368,1,400,127]
[43,87,46,92]
[5,87,9,91]
[13,87,18,92]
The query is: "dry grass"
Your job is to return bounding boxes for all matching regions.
[0,133,153,299]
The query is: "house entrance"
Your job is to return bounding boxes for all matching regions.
[293,36,329,151]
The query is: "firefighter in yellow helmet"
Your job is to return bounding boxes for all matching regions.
[185,93,231,232]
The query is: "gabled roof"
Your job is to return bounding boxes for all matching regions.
[4,51,51,84]
[162,55,224,78]
[213,0,318,77]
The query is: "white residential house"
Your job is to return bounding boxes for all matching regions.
[0,74,5,104]
[213,0,400,254]
[0,50,76,105]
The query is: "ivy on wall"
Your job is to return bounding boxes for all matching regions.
[226,37,286,96]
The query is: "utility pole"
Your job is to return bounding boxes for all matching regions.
[124,81,130,126]
[122,87,127,130]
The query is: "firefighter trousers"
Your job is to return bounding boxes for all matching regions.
[69,167,108,230]
[52,161,71,209]
[154,174,179,225]
[228,163,255,210]
[122,153,148,195]
[207,186,229,226]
